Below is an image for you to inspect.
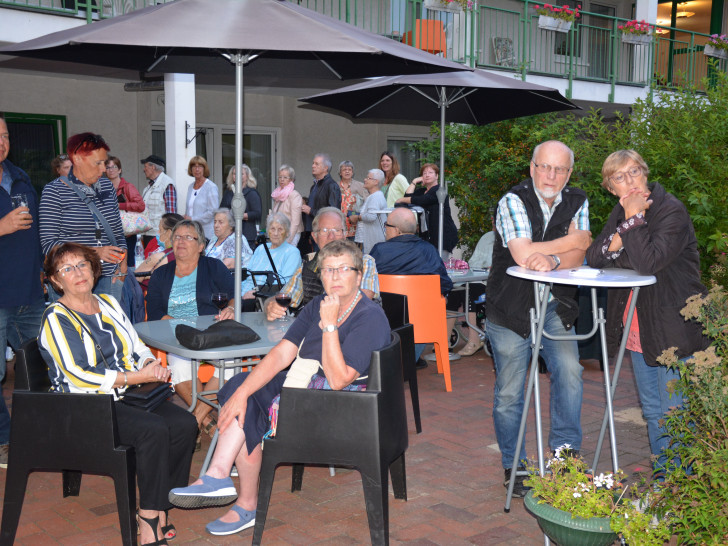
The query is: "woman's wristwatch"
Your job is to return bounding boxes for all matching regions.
[321,324,338,333]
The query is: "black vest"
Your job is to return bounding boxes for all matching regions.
[486,180,587,338]
[300,253,325,308]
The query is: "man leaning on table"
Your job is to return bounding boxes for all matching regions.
[485,140,592,498]
[264,207,379,321]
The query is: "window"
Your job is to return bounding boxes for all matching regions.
[3,112,67,196]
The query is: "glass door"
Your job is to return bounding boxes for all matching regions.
[221,131,276,229]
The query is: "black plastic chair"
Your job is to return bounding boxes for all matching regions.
[381,292,422,433]
[0,339,137,546]
[252,332,408,546]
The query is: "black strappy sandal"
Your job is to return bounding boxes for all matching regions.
[161,509,177,541]
[137,512,169,546]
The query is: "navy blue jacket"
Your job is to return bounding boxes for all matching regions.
[145,255,235,320]
[370,233,452,296]
[0,160,43,307]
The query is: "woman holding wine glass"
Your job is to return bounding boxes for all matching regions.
[146,219,236,444]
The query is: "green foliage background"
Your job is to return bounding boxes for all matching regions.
[411,68,728,278]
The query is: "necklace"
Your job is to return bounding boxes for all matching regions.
[337,290,361,324]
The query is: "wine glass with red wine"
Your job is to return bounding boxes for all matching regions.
[211,292,229,321]
[275,292,293,323]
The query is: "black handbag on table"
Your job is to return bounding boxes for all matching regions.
[175,319,261,350]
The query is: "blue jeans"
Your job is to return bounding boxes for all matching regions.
[48,275,123,303]
[630,350,685,472]
[487,301,583,469]
[0,297,46,445]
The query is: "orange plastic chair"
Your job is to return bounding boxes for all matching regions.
[378,274,451,392]
[402,19,447,57]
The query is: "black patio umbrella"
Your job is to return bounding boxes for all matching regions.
[300,69,578,255]
[0,0,469,318]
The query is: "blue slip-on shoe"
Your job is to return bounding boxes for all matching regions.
[206,504,256,536]
[168,475,238,509]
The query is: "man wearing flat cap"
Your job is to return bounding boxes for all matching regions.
[140,154,177,247]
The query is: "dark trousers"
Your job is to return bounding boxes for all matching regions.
[115,400,197,510]
[125,235,137,267]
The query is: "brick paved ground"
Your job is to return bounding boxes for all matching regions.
[0,347,652,545]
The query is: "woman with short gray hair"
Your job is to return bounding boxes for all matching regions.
[271,164,303,246]
[352,169,387,253]
[204,208,252,268]
[240,212,302,310]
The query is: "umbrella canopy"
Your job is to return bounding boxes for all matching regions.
[300,69,578,255]
[0,0,469,318]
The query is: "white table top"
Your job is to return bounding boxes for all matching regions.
[506,266,656,288]
[135,312,288,360]
[370,205,425,215]
[449,269,489,284]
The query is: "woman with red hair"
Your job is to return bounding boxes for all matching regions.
[39,133,127,302]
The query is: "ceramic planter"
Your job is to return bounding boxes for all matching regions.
[524,491,619,546]
[704,44,728,60]
[538,15,572,33]
[621,33,652,45]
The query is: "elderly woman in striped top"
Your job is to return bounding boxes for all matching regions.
[39,242,197,546]
[39,133,127,302]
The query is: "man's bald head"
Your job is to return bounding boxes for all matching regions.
[386,208,418,240]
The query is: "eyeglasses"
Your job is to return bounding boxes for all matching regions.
[57,260,90,277]
[173,234,199,242]
[384,222,398,230]
[532,161,571,176]
[609,166,643,185]
[72,134,106,155]
[277,175,291,180]
[314,228,344,236]
[320,265,359,277]
[105,164,119,170]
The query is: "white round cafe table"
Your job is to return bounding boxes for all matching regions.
[502,266,655,512]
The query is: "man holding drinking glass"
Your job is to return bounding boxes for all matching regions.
[0,114,46,468]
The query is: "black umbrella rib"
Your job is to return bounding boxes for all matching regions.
[311,53,343,80]
[147,48,175,72]
[355,86,408,117]
[530,90,578,108]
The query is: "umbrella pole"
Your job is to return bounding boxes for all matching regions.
[230,53,247,321]
[437,86,446,258]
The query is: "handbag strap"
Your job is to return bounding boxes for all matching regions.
[60,176,120,246]
[54,301,111,370]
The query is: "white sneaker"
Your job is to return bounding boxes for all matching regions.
[4,347,13,361]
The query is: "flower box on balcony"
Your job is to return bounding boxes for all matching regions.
[424,0,465,13]
[621,33,652,45]
[704,44,728,60]
[538,15,572,33]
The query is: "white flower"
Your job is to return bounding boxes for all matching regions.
[573,492,582,498]
[594,473,606,487]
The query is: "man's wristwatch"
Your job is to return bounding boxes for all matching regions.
[322,324,338,333]
[550,254,561,270]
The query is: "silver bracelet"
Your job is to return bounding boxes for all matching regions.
[123,371,128,388]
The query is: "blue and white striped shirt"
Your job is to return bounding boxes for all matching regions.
[39,169,126,277]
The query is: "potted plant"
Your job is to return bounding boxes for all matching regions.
[424,0,474,12]
[533,4,580,33]
[523,445,671,546]
[650,283,728,543]
[704,34,728,60]
[619,20,653,45]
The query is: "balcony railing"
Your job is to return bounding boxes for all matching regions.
[293,0,726,99]
[0,0,175,22]
[3,0,725,97]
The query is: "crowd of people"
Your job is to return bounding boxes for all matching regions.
[1,118,710,543]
